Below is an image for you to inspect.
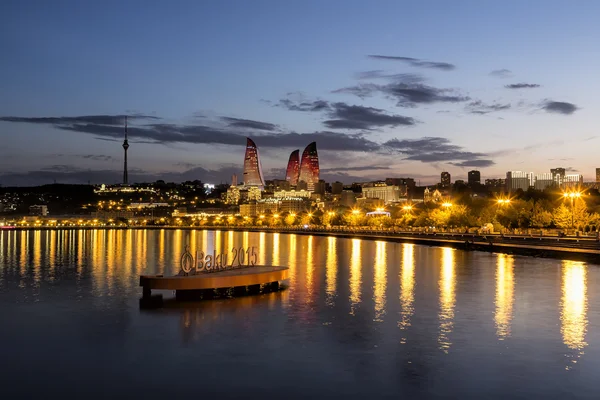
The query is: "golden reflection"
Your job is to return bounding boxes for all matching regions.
[258,232,266,265]
[33,230,42,283]
[398,244,415,338]
[158,229,166,268]
[19,231,27,281]
[438,247,456,353]
[288,234,297,285]
[272,233,280,266]
[561,260,588,369]
[242,231,249,253]
[306,236,315,298]
[494,254,515,340]
[349,239,362,315]
[325,236,337,305]
[373,241,387,322]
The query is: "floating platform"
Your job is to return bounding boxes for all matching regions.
[139,265,289,308]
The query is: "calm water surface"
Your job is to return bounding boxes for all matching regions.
[0,229,599,399]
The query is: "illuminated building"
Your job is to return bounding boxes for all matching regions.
[243,138,265,187]
[273,189,311,199]
[506,171,533,192]
[551,167,566,186]
[122,117,129,185]
[362,182,402,204]
[29,205,48,216]
[285,149,300,186]
[298,142,320,192]
[534,173,554,190]
[596,168,600,183]
[424,188,442,203]
[441,171,451,188]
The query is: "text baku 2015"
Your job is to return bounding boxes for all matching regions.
[139,245,289,308]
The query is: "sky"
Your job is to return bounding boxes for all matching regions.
[1,0,600,186]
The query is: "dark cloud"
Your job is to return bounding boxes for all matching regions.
[489,69,513,78]
[277,99,330,112]
[383,137,494,165]
[449,160,495,167]
[466,100,511,115]
[323,103,416,130]
[334,81,469,107]
[1,114,382,152]
[542,101,578,115]
[221,117,278,131]
[368,55,456,71]
[356,71,424,83]
[505,83,540,89]
[0,114,158,125]
[81,154,114,161]
[320,165,392,172]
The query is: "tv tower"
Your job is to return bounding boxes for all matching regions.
[122,116,129,185]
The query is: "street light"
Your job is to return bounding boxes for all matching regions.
[402,204,413,212]
[442,202,452,208]
[563,190,582,229]
[351,209,361,215]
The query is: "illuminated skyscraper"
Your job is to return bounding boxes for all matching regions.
[298,142,319,191]
[243,138,265,187]
[441,171,451,187]
[285,149,300,186]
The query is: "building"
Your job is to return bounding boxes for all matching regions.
[280,198,307,214]
[563,174,583,188]
[273,189,311,199]
[468,170,481,186]
[285,149,300,186]
[243,138,265,187]
[362,182,402,204]
[29,205,48,216]
[231,174,238,187]
[385,178,415,197]
[298,142,320,192]
[314,180,326,195]
[331,181,344,195]
[226,186,241,204]
[424,188,442,203]
[441,172,451,188]
[534,173,554,190]
[340,190,356,207]
[485,178,506,194]
[596,168,600,183]
[506,171,533,192]
[240,203,257,217]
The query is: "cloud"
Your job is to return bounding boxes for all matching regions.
[505,83,540,89]
[489,69,513,78]
[383,137,494,166]
[323,102,416,130]
[466,100,511,115]
[368,55,456,71]
[542,101,578,115]
[449,160,495,167]
[80,154,114,161]
[334,81,469,107]
[0,114,158,125]
[221,117,278,131]
[277,99,330,112]
[356,71,424,83]
[320,165,392,172]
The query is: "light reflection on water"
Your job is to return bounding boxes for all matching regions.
[0,229,598,398]
[561,260,588,370]
[495,253,515,340]
[438,247,456,353]
[398,243,415,341]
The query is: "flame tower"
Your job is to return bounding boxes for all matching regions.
[298,142,319,191]
[243,138,265,187]
[285,149,300,186]
[122,116,129,185]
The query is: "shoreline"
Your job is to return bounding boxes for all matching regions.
[4,225,600,264]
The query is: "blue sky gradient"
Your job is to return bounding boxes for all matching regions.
[1,0,599,185]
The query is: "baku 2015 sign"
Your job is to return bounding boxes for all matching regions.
[180,245,258,275]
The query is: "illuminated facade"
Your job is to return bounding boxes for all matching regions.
[298,142,320,192]
[285,149,300,186]
[243,138,265,187]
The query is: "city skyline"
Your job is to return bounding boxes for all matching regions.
[2,1,600,186]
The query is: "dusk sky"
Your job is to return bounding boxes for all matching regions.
[1,0,599,186]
